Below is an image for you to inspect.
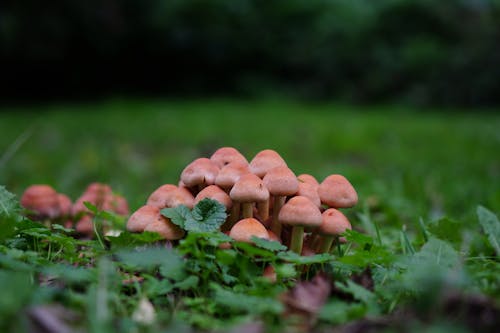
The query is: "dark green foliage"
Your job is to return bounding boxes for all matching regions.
[2,1,500,106]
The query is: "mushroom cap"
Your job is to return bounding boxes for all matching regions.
[297,174,319,187]
[147,184,195,209]
[229,218,269,243]
[111,194,130,216]
[249,149,287,178]
[318,175,358,208]
[127,205,164,232]
[215,161,250,189]
[71,192,98,217]
[75,215,94,235]
[267,230,282,243]
[194,185,232,210]
[229,173,269,203]
[144,218,185,240]
[319,208,352,236]
[210,147,248,169]
[296,182,321,208]
[85,182,112,196]
[57,193,73,217]
[20,184,60,219]
[263,166,299,196]
[180,158,219,187]
[263,265,277,282]
[278,196,322,228]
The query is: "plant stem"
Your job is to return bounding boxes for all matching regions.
[317,236,334,253]
[290,226,304,254]
[242,202,253,218]
[270,196,286,236]
[257,200,269,221]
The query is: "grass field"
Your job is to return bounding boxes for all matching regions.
[0,99,499,332]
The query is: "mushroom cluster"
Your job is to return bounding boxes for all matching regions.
[20,183,129,237]
[127,147,358,255]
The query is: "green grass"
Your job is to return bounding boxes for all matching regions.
[0,99,499,332]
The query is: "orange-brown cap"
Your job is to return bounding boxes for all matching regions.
[297,174,319,187]
[296,182,321,208]
[20,185,60,219]
[229,218,269,243]
[194,185,232,210]
[57,193,73,218]
[215,161,250,189]
[147,184,195,209]
[263,166,299,196]
[229,173,269,203]
[210,147,248,169]
[111,194,129,216]
[144,218,185,240]
[249,149,287,178]
[267,230,282,243]
[85,182,112,196]
[71,192,98,217]
[318,175,358,208]
[75,215,94,235]
[263,265,277,283]
[127,205,163,232]
[278,196,322,228]
[180,158,220,187]
[319,208,352,236]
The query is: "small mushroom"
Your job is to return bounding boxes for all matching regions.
[278,196,322,254]
[318,175,358,208]
[263,265,277,283]
[296,182,321,208]
[127,205,164,233]
[180,158,220,192]
[194,185,232,210]
[229,173,269,220]
[111,194,130,216]
[57,193,73,220]
[229,218,269,243]
[263,166,299,237]
[214,161,250,191]
[147,184,195,209]
[297,174,319,187]
[316,208,352,253]
[143,218,185,240]
[20,185,60,220]
[249,149,287,178]
[210,147,248,168]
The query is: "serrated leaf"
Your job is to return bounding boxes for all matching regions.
[161,205,191,229]
[0,186,21,217]
[477,206,500,256]
[187,198,227,232]
[251,237,288,252]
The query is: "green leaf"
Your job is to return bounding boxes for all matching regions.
[116,247,184,273]
[107,231,164,248]
[161,205,191,229]
[0,186,21,217]
[477,206,500,256]
[186,198,227,232]
[277,251,334,264]
[174,275,199,290]
[211,284,283,315]
[251,237,288,252]
[426,217,462,246]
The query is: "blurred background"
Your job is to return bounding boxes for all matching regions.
[0,0,499,223]
[1,0,500,106]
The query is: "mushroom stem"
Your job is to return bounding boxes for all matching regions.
[223,202,241,231]
[290,226,304,254]
[242,203,253,219]
[270,196,286,236]
[317,236,334,253]
[257,200,269,222]
[309,233,321,250]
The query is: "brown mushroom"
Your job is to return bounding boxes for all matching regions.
[316,208,352,253]
[180,158,220,191]
[297,174,319,187]
[20,185,60,220]
[210,147,248,169]
[229,173,269,220]
[194,185,232,210]
[296,182,321,208]
[278,196,322,254]
[214,161,250,191]
[57,193,73,219]
[318,175,358,208]
[229,218,269,243]
[249,149,287,178]
[143,218,185,240]
[147,184,195,209]
[263,166,299,236]
[127,205,164,233]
